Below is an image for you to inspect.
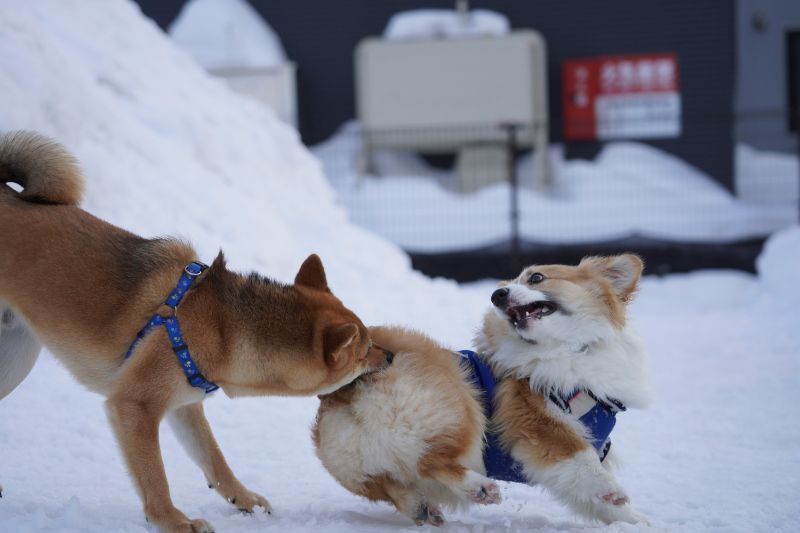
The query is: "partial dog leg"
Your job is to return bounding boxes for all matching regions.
[417,445,501,505]
[167,402,272,514]
[0,305,42,401]
[358,474,441,526]
[106,398,213,533]
[524,447,646,524]
[1,305,42,499]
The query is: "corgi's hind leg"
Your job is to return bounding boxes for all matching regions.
[417,445,502,505]
[360,475,444,526]
[0,305,42,400]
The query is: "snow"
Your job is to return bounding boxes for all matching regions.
[314,122,799,252]
[169,0,287,69]
[384,9,511,40]
[1,1,799,532]
[756,226,800,308]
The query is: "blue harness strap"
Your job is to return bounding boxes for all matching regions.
[125,262,219,394]
[459,350,527,483]
[458,350,624,484]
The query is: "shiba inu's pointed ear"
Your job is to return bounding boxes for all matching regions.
[580,254,643,302]
[295,254,330,292]
[323,323,358,370]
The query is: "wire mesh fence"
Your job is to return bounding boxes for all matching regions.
[313,112,799,278]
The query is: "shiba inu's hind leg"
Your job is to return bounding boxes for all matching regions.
[0,304,43,498]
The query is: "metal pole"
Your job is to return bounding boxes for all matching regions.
[504,123,521,272]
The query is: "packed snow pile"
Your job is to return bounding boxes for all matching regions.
[0,0,474,336]
[757,225,800,308]
[315,122,799,251]
[170,0,287,69]
[1,1,799,533]
[384,9,510,40]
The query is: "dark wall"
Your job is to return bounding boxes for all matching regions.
[135,0,735,187]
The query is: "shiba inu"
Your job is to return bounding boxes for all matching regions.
[0,131,392,533]
[314,255,651,525]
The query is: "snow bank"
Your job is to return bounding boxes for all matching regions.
[384,9,510,40]
[315,122,798,251]
[0,0,475,338]
[170,0,287,69]
[757,225,800,307]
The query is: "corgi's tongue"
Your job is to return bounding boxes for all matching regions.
[508,301,557,326]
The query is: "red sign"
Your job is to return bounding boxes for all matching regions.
[563,52,681,140]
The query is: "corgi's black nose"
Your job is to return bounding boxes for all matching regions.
[385,350,394,365]
[491,288,510,306]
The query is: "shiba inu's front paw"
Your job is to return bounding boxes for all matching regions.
[469,481,502,505]
[226,489,272,514]
[159,516,214,533]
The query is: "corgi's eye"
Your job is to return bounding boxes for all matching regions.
[528,272,545,284]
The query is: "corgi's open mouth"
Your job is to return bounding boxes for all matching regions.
[507,301,557,327]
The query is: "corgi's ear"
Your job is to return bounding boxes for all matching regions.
[295,254,330,292]
[580,254,643,302]
[323,323,358,370]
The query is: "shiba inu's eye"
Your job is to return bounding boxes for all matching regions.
[528,272,545,284]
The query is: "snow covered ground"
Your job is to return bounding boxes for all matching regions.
[314,122,799,252]
[1,1,799,532]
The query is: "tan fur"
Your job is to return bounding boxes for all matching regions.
[0,130,83,205]
[313,326,499,526]
[476,255,649,524]
[0,132,390,533]
[316,256,648,526]
[484,257,644,466]
[493,378,588,466]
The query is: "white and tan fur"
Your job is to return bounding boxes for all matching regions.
[476,255,653,524]
[313,327,501,526]
[314,256,652,526]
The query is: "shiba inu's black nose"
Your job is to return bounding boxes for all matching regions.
[491,288,510,306]
[386,350,394,364]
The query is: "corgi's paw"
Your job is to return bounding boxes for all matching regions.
[599,490,629,506]
[469,481,502,505]
[413,503,446,527]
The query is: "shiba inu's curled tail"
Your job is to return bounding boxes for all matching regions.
[0,131,84,205]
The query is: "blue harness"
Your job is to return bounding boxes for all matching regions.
[125,262,219,394]
[459,350,625,484]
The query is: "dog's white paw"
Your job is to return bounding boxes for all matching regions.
[413,503,446,527]
[598,490,629,506]
[469,481,502,505]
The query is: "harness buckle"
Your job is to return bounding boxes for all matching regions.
[184,262,207,277]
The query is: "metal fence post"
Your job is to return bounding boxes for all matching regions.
[503,123,522,273]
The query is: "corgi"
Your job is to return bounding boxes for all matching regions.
[313,255,652,525]
[0,131,392,533]
[313,326,501,526]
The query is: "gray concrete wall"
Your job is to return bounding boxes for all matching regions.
[736,0,800,152]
